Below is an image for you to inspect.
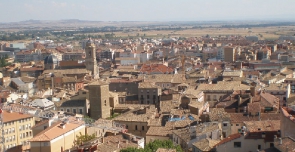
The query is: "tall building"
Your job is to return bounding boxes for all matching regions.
[88,80,110,120]
[223,46,235,62]
[85,39,99,79]
[1,110,35,151]
[44,54,58,70]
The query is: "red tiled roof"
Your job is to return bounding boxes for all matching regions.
[215,133,242,147]
[140,64,174,74]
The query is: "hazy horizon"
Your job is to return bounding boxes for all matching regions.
[1,0,295,22]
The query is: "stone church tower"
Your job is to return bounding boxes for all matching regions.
[85,39,99,79]
[88,80,110,120]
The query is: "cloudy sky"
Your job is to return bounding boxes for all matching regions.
[1,0,295,22]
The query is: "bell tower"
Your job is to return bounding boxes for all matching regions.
[85,39,99,79]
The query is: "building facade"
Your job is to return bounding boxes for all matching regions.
[85,39,99,79]
[2,111,35,151]
[88,81,111,120]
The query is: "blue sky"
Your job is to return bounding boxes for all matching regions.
[1,0,295,22]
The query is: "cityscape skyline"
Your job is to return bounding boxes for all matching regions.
[1,0,295,22]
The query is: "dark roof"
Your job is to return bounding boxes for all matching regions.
[60,99,86,107]
[44,54,58,64]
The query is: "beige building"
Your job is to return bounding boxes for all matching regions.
[113,105,158,137]
[29,120,85,152]
[2,110,35,151]
[223,47,235,62]
[280,107,295,139]
[197,81,250,103]
[138,82,161,105]
[146,127,171,143]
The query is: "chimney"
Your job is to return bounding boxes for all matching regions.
[238,95,242,106]
[60,123,65,129]
[49,118,54,127]
[262,132,266,138]
[102,137,104,144]
[117,141,120,148]
[250,86,255,96]
[279,138,282,145]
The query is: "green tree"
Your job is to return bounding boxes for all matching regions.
[74,132,96,147]
[120,140,182,152]
[83,115,95,125]
[120,147,144,152]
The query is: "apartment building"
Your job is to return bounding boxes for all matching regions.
[138,82,161,105]
[29,119,85,152]
[2,110,35,150]
[62,52,84,61]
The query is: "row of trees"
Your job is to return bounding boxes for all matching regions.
[120,140,183,152]
[0,55,9,67]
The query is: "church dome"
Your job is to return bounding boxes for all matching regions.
[44,54,58,64]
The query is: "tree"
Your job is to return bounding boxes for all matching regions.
[120,147,144,152]
[120,140,183,152]
[74,132,96,147]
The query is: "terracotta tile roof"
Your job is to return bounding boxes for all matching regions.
[215,133,242,147]
[29,120,84,142]
[2,110,33,123]
[274,136,295,152]
[193,138,220,151]
[229,113,280,123]
[97,134,138,151]
[248,102,261,114]
[140,64,174,74]
[59,60,85,68]
[244,120,280,132]
[146,126,171,137]
[260,92,280,109]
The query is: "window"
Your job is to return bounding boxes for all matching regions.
[60,108,64,111]
[153,95,156,99]
[141,90,143,93]
[236,124,239,126]
[142,126,144,131]
[79,109,83,114]
[207,95,211,101]
[234,142,241,148]
[141,95,143,99]
[270,143,274,147]
[135,125,138,130]
[223,123,227,127]
[66,109,70,112]
[126,125,128,129]
[153,90,156,93]
[258,145,261,150]
[147,95,149,99]
[73,109,77,114]
[147,90,149,93]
